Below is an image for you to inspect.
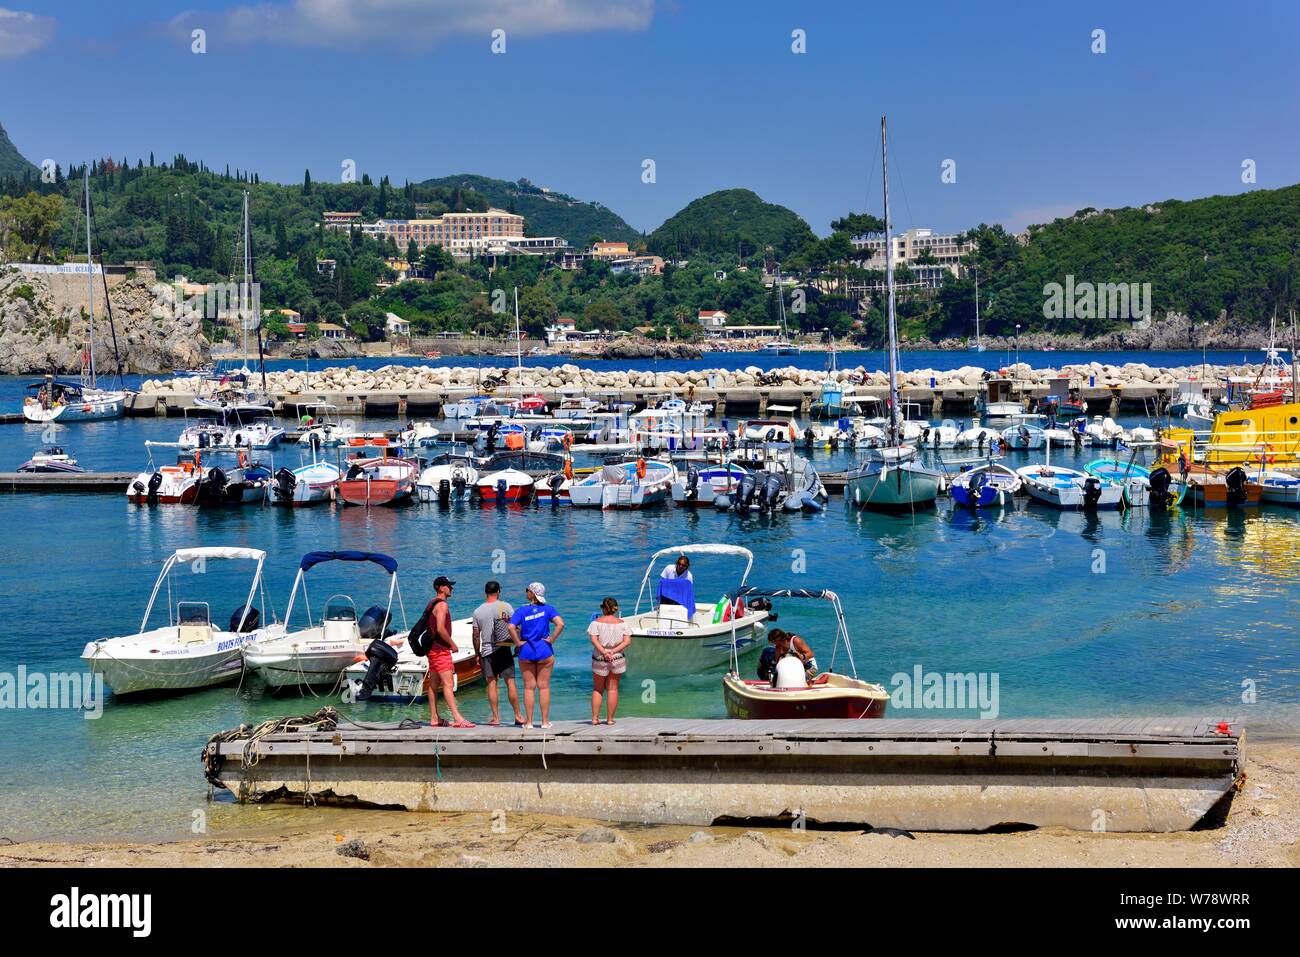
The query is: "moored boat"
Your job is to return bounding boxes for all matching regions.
[722,586,888,720]
[17,447,84,473]
[476,467,535,503]
[949,462,1021,508]
[338,450,418,506]
[81,547,269,696]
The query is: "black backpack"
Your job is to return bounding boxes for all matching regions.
[407,598,445,657]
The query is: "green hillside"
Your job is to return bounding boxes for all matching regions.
[419,173,640,245]
[0,123,38,179]
[647,188,816,260]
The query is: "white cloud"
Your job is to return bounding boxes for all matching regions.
[0,7,56,59]
[172,0,654,49]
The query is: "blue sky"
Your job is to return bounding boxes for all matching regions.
[2,1,1297,235]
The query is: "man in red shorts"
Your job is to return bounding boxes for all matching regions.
[425,575,474,728]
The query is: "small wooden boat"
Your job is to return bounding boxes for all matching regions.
[1257,470,1300,506]
[722,586,888,720]
[338,451,417,506]
[1182,465,1262,508]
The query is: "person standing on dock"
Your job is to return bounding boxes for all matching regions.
[472,580,525,727]
[588,597,632,725]
[508,582,564,729]
[425,576,474,729]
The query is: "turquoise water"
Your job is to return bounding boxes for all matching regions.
[0,356,1296,842]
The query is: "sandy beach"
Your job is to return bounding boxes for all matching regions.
[3,741,1295,869]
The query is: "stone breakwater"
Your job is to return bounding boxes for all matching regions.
[139,360,1268,397]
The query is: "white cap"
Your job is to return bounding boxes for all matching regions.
[527,581,545,599]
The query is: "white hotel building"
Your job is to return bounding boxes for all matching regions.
[851,227,974,288]
[325,208,563,257]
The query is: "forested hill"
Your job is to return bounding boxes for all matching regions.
[943,184,1300,340]
[647,188,816,260]
[418,173,640,245]
[0,123,38,179]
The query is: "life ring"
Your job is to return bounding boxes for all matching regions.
[562,432,573,449]
[712,596,734,624]
[636,457,647,480]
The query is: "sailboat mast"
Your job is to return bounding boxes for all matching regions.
[974,266,981,351]
[84,167,96,389]
[241,191,251,364]
[881,116,900,445]
[776,264,787,339]
[514,285,523,397]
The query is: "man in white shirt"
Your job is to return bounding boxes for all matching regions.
[659,555,692,605]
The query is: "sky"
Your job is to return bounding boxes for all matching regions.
[1,0,1298,236]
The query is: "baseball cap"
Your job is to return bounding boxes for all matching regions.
[527,581,545,599]
[433,575,456,589]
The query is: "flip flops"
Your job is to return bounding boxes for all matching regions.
[450,719,476,729]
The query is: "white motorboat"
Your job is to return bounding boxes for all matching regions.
[982,401,1022,419]
[81,547,270,695]
[1083,416,1124,448]
[1257,470,1300,506]
[672,462,748,506]
[914,423,959,449]
[1043,427,1079,447]
[229,416,286,450]
[1002,423,1046,450]
[127,444,206,504]
[620,544,771,676]
[269,459,341,506]
[954,423,1002,450]
[416,451,480,503]
[177,417,234,451]
[1017,444,1123,510]
[568,458,676,509]
[398,420,441,448]
[295,403,357,448]
[244,550,408,690]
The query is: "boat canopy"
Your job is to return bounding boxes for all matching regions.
[173,546,267,563]
[635,543,754,614]
[299,550,398,575]
[729,586,838,601]
[26,378,84,392]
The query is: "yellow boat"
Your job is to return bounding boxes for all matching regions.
[1161,401,1300,468]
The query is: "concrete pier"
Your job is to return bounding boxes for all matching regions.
[205,714,1244,833]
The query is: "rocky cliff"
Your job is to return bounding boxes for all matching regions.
[0,269,210,374]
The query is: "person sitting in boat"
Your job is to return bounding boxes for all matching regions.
[658,555,692,607]
[758,629,817,685]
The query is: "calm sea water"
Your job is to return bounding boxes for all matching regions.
[0,350,1295,843]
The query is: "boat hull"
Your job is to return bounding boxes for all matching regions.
[338,478,412,506]
[722,674,889,719]
[81,636,252,696]
[847,463,941,510]
[622,610,769,676]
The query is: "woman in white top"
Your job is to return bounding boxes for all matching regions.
[588,597,632,725]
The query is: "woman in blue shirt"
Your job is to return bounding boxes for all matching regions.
[508,582,565,729]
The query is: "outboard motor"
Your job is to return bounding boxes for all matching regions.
[684,466,700,502]
[199,467,228,506]
[144,470,163,504]
[484,424,499,455]
[1225,466,1248,505]
[735,472,758,515]
[747,597,773,613]
[358,605,392,641]
[1148,466,1173,509]
[274,467,296,503]
[1082,476,1103,510]
[229,605,260,633]
[496,477,508,501]
[547,472,565,507]
[355,637,399,702]
[198,430,211,449]
[967,470,989,508]
[437,478,452,505]
[451,473,468,500]
[345,462,364,481]
[760,471,784,511]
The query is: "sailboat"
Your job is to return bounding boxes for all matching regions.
[759,265,801,355]
[22,168,128,424]
[194,191,273,418]
[810,336,847,419]
[846,117,943,511]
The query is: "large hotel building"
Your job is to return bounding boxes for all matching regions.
[323,208,533,256]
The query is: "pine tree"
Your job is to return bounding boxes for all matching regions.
[303,169,312,196]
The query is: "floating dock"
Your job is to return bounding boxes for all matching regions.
[0,471,134,493]
[204,714,1243,832]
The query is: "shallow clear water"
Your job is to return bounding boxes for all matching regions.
[0,353,1296,842]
